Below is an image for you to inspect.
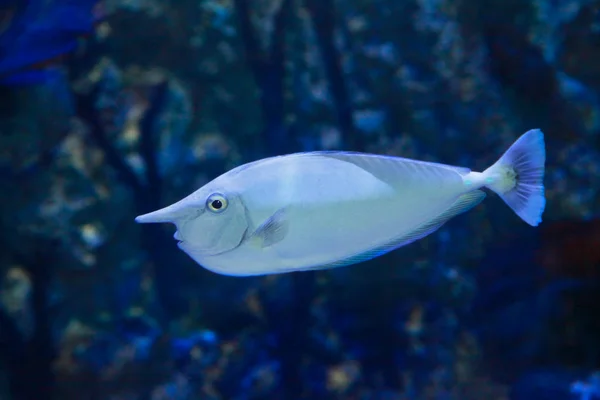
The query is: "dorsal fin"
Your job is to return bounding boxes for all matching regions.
[306,151,469,188]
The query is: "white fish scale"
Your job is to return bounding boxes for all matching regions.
[203,152,468,273]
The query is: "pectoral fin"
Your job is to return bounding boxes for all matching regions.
[250,208,289,248]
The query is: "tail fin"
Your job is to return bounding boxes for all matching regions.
[483,129,546,226]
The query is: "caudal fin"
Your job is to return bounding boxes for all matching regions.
[483,129,546,226]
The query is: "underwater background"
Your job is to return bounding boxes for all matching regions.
[0,0,599,399]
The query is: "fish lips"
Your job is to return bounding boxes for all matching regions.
[173,230,183,244]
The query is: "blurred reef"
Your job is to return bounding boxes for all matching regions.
[0,0,599,399]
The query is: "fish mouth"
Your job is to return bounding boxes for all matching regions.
[174,230,183,244]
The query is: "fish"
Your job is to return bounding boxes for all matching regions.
[0,0,101,85]
[135,129,546,276]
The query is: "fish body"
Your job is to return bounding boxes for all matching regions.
[136,129,546,276]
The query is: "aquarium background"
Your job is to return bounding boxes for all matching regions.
[1,0,599,399]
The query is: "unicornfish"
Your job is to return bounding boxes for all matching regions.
[135,129,546,276]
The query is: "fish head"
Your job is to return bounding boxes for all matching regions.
[135,186,249,257]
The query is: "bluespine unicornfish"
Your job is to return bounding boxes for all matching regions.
[136,129,546,276]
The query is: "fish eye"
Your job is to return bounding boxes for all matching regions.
[206,193,228,213]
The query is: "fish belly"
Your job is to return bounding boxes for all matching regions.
[239,155,466,271]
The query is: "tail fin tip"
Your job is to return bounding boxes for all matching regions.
[486,129,546,227]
